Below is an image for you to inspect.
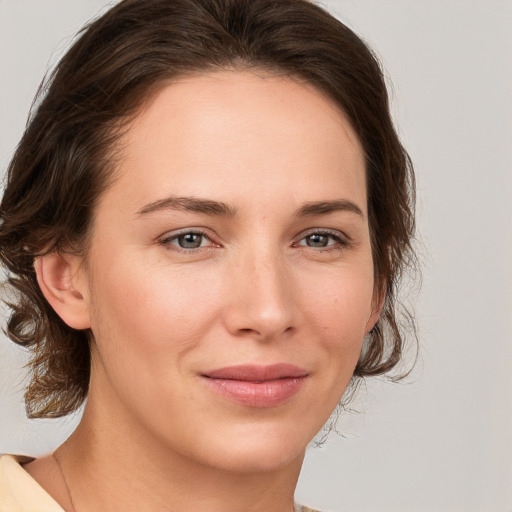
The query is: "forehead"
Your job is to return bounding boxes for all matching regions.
[102,70,366,214]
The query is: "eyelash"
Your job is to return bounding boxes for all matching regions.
[159,229,216,253]
[158,229,350,253]
[293,230,350,253]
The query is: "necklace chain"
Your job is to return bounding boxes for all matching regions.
[53,452,78,512]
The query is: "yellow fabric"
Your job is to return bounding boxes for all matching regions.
[0,454,64,511]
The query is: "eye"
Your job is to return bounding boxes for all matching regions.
[295,231,348,250]
[160,230,215,250]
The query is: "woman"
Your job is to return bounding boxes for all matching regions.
[0,0,416,510]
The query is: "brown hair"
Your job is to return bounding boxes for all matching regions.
[0,0,416,418]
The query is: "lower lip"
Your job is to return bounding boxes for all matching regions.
[202,376,307,407]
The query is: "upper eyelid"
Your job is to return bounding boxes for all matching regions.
[159,227,213,240]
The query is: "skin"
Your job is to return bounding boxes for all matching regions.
[28,70,381,512]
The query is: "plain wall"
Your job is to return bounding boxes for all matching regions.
[1,1,511,511]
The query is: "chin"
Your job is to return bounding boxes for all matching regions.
[214,446,305,474]
[188,422,313,474]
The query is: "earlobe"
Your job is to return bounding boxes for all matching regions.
[365,283,385,334]
[34,254,91,330]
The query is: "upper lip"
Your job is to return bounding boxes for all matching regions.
[202,364,308,382]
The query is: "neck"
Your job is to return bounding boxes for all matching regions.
[54,385,303,512]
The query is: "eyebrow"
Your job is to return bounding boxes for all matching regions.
[136,196,237,217]
[136,195,363,219]
[295,199,364,218]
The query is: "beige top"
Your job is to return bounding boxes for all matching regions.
[0,454,64,511]
[0,454,319,512]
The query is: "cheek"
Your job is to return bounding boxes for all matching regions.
[298,262,375,343]
[84,256,222,420]
[290,263,374,418]
[86,253,224,357]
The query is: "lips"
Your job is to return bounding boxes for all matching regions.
[201,364,308,407]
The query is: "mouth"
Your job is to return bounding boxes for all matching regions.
[201,364,309,408]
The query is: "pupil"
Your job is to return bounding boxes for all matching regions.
[179,233,202,248]
[307,234,328,247]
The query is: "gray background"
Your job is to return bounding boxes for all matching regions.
[1,1,511,511]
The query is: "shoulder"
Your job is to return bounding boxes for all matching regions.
[0,454,64,512]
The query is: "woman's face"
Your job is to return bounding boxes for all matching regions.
[76,71,379,472]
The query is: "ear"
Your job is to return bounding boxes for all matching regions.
[34,253,91,330]
[365,280,386,334]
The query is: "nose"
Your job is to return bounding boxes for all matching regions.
[223,248,297,342]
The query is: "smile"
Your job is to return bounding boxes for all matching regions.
[201,364,309,408]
